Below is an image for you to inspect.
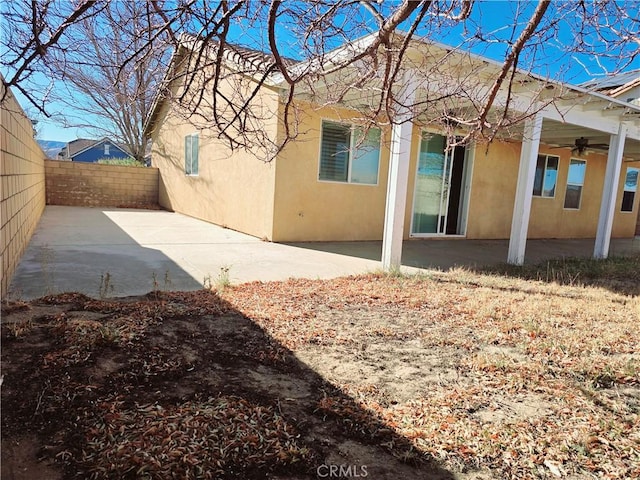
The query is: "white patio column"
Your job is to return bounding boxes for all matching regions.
[507,112,544,265]
[594,122,627,259]
[381,76,417,270]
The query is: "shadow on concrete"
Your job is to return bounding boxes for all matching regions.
[286,239,513,270]
[288,237,640,296]
[289,238,640,268]
[8,207,203,299]
[285,241,383,262]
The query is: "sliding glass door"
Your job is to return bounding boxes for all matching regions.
[411,132,469,236]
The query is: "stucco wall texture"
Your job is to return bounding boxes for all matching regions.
[152,93,640,243]
[1,83,46,297]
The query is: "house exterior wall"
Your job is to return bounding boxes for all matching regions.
[72,141,130,163]
[45,160,159,208]
[274,111,639,242]
[149,68,280,240]
[464,142,519,238]
[271,103,391,242]
[1,82,46,297]
[149,59,639,244]
[466,142,640,239]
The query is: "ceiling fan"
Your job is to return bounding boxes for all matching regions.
[551,137,609,155]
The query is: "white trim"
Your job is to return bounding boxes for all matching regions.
[594,123,627,259]
[409,130,423,237]
[542,105,639,141]
[439,145,453,234]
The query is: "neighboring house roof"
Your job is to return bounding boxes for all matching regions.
[58,138,95,158]
[580,69,640,101]
[59,137,132,160]
[581,69,640,91]
[71,138,131,159]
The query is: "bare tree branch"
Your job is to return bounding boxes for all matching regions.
[2,0,637,161]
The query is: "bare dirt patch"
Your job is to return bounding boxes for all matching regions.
[2,271,639,479]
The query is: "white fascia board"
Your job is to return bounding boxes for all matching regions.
[541,105,621,135]
[541,102,640,140]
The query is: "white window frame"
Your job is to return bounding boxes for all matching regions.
[185,133,199,176]
[317,119,381,186]
[533,153,559,198]
[563,158,586,210]
[621,167,639,213]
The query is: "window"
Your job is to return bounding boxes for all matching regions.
[564,159,586,209]
[533,154,559,197]
[185,133,199,176]
[104,144,110,155]
[319,120,381,185]
[621,167,638,212]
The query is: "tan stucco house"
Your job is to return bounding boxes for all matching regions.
[144,33,640,268]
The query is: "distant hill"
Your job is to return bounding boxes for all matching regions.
[38,140,66,159]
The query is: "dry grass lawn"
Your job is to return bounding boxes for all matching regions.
[2,257,639,479]
[223,268,640,479]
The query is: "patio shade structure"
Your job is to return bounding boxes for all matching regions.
[295,33,640,268]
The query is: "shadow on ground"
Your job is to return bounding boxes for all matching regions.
[1,289,455,479]
[472,254,640,296]
[288,239,640,296]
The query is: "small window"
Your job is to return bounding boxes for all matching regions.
[533,154,559,197]
[319,120,380,185]
[104,144,110,155]
[564,159,586,209]
[185,133,199,176]
[621,167,638,212]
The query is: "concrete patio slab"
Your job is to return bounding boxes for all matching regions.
[8,206,640,300]
[8,206,381,299]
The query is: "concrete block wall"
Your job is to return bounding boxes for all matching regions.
[45,161,159,208]
[1,83,47,298]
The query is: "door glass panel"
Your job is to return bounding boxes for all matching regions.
[412,134,446,234]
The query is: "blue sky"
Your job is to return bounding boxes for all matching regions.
[10,1,635,142]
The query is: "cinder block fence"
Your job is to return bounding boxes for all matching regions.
[1,81,46,298]
[45,161,159,208]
